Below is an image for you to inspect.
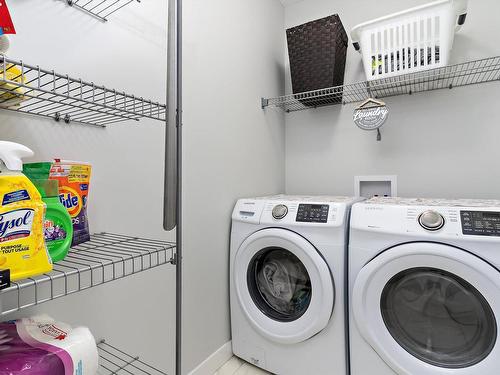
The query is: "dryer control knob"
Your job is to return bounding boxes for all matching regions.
[272,204,288,220]
[419,210,445,231]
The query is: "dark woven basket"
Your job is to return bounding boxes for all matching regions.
[287,15,348,107]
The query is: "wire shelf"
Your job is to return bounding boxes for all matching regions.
[98,340,168,374]
[0,55,166,127]
[66,0,141,22]
[263,56,500,112]
[0,233,175,317]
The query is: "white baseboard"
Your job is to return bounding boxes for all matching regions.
[188,341,233,375]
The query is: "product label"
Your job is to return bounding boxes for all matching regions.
[44,218,68,242]
[44,217,68,256]
[0,242,29,255]
[2,189,30,206]
[0,208,34,243]
[39,323,68,341]
[58,187,82,218]
[0,0,16,34]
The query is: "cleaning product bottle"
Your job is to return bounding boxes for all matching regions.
[0,141,52,281]
[32,179,73,263]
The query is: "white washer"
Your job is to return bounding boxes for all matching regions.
[349,197,500,375]
[230,195,361,375]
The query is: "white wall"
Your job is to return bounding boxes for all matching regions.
[283,0,500,199]
[1,1,175,373]
[183,0,286,372]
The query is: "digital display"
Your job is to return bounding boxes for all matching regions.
[461,211,500,237]
[296,204,329,223]
[480,212,500,221]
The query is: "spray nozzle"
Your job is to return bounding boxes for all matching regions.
[0,141,34,171]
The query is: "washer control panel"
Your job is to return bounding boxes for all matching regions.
[461,211,500,237]
[296,204,329,223]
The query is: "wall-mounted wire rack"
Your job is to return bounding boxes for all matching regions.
[66,0,141,22]
[0,233,176,317]
[262,56,500,112]
[0,55,166,127]
[98,340,168,374]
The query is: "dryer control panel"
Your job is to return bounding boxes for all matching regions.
[461,211,500,237]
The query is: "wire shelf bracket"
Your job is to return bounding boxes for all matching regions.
[0,55,166,127]
[98,339,168,374]
[0,233,176,317]
[66,0,141,22]
[263,56,500,112]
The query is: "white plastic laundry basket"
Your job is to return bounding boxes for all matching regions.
[351,0,468,81]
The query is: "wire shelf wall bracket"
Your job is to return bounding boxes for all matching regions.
[0,233,176,317]
[0,55,166,127]
[262,56,500,112]
[66,0,141,22]
[98,340,168,374]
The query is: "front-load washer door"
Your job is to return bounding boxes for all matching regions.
[234,228,334,344]
[352,242,500,374]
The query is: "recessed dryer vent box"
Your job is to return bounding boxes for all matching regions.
[354,175,397,198]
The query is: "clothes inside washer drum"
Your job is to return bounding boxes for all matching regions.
[256,250,311,317]
[381,267,497,368]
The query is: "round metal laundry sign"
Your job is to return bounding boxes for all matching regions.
[353,98,388,131]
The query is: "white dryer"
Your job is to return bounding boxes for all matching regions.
[349,197,500,375]
[230,195,360,375]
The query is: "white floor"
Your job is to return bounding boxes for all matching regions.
[214,357,272,375]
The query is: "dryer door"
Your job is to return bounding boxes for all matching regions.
[234,228,334,344]
[352,242,500,374]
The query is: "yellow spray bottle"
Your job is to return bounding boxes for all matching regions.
[0,141,52,282]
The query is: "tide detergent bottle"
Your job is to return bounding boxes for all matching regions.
[0,141,52,281]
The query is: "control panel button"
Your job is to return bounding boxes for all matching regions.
[296,204,329,223]
[272,204,288,220]
[419,210,445,231]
